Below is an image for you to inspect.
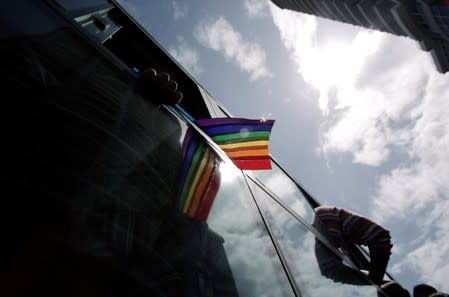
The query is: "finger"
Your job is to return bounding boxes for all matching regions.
[165,80,178,92]
[156,72,170,83]
[140,68,157,79]
[167,91,183,105]
[147,68,157,76]
[173,91,183,104]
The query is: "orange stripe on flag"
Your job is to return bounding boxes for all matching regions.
[226,148,269,158]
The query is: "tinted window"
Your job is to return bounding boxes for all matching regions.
[247,179,381,297]
[248,162,315,222]
[1,1,66,37]
[2,9,294,297]
[205,162,295,297]
[198,85,230,118]
[55,0,110,12]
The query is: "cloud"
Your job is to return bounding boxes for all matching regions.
[207,164,295,297]
[262,171,310,220]
[168,37,203,77]
[370,73,449,291]
[269,5,381,116]
[244,0,269,18]
[268,2,443,166]
[194,16,272,81]
[269,2,449,291]
[172,1,188,20]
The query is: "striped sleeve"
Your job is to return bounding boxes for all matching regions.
[314,206,344,245]
[340,209,392,253]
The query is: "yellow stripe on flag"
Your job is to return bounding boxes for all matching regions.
[219,140,269,150]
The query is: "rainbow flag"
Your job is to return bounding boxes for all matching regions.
[196,118,275,170]
[177,128,221,221]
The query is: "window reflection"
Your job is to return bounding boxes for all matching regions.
[198,85,229,118]
[176,127,221,221]
[206,161,294,297]
[247,179,380,297]
[175,127,294,297]
[2,15,295,296]
[248,162,314,222]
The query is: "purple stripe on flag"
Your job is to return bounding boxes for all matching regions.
[196,117,275,128]
[204,124,274,136]
[177,137,200,189]
[181,128,193,160]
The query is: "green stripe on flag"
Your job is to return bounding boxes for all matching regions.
[212,131,270,143]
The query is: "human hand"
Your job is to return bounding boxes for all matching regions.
[138,68,183,106]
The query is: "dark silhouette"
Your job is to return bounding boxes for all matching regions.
[1,17,237,295]
[312,206,393,285]
[379,281,410,297]
[414,284,438,297]
[429,293,449,297]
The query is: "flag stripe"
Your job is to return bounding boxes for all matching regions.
[219,140,269,150]
[195,164,221,221]
[183,148,210,212]
[212,131,270,143]
[180,128,194,160]
[179,143,206,209]
[234,159,272,170]
[196,117,275,127]
[187,151,215,217]
[216,137,270,145]
[222,145,268,153]
[204,124,274,136]
[232,155,271,161]
[177,137,199,190]
[186,150,214,216]
[196,117,275,171]
[226,148,269,158]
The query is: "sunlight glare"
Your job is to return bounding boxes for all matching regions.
[219,161,239,183]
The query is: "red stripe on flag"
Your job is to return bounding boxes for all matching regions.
[233,159,272,170]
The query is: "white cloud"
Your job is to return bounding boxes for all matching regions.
[168,37,203,77]
[194,16,272,81]
[399,208,449,290]
[207,166,294,297]
[269,2,449,291]
[172,1,188,20]
[269,5,382,116]
[244,0,268,18]
[263,172,309,219]
[371,74,449,292]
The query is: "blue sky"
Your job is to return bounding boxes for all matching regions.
[118,0,449,292]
